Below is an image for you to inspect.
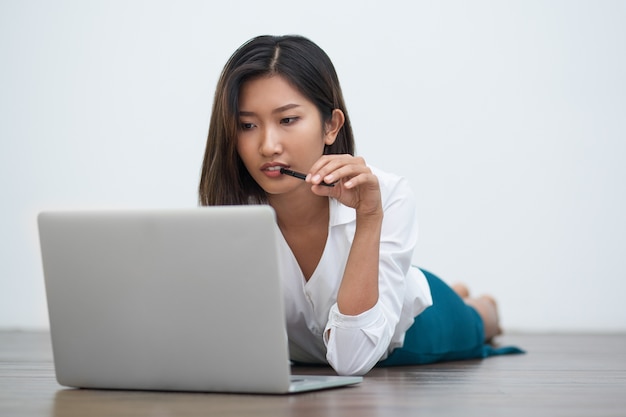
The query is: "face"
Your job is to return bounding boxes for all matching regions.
[236,75,339,195]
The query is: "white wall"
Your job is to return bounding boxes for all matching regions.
[1,0,624,332]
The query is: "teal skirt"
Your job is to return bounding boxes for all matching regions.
[378,268,523,367]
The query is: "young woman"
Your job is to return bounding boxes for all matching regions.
[199,35,521,376]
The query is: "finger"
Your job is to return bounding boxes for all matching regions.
[307,156,343,184]
[323,165,370,186]
[309,182,341,197]
[342,172,378,189]
[309,156,368,186]
[308,154,361,178]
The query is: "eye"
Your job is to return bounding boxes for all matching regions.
[239,122,256,130]
[280,117,299,125]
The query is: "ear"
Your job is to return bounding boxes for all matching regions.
[323,109,345,146]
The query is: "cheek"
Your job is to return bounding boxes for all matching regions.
[298,122,327,151]
[235,140,255,174]
[236,137,252,161]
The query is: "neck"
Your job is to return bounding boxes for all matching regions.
[268,192,329,231]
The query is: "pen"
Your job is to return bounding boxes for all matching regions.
[280,168,335,187]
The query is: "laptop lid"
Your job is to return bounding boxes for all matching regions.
[38,206,361,394]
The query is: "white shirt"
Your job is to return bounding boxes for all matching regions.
[276,166,433,376]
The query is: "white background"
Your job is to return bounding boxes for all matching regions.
[1,0,625,332]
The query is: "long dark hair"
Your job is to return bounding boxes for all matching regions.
[198,35,355,206]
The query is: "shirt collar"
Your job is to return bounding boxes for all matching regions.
[329,198,355,227]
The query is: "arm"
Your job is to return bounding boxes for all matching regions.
[309,160,418,375]
[336,204,382,315]
[308,155,383,315]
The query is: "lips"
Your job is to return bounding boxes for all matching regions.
[260,162,288,179]
[261,162,288,171]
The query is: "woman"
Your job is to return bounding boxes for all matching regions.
[199,35,520,376]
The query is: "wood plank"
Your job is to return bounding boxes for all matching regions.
[1,332,625,416]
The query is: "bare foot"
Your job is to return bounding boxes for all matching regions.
[464,294,503,342]
[451,283,470,299]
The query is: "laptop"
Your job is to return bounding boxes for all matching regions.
[37,206,362,394]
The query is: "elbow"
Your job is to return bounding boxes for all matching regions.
[324,304,391,376]
[326,339,380,376]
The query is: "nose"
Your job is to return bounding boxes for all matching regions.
[259,126,283,156]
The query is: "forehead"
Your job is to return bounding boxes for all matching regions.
[238,75,313,111]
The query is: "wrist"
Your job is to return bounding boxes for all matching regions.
[355,208,383,226]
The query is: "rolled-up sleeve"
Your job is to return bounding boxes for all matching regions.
[324,302,391,375]
[322,170,425,376]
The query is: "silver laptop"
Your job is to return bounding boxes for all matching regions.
[38,206,362,394]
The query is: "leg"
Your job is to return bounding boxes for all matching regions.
[380,270,487,366]
[451,282,502,342]
[380,269,524,367]
[463,295,502,342]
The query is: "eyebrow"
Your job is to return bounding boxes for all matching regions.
[239,103,301,117]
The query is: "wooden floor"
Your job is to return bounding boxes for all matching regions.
[1,332,625,416]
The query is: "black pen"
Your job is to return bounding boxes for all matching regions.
[280,167,335,187]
